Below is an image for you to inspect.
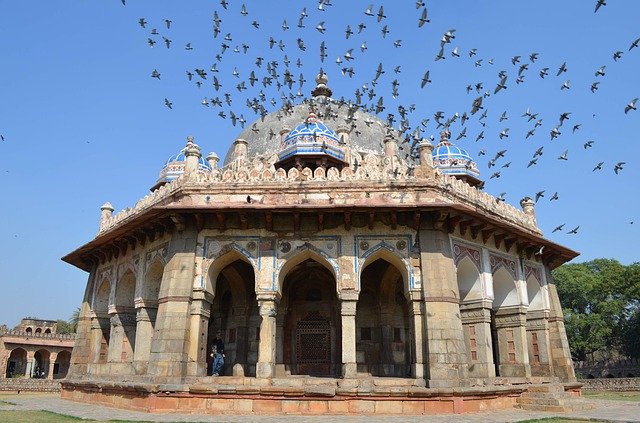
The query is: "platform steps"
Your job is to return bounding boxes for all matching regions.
[516,384,595,412]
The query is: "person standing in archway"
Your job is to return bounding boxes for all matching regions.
[209,331,225,376]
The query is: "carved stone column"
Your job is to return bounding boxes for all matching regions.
[340,291,358,378]
[25,350,35,378]
[133,303,157,375]
[275,306,287,377]
[419,229,468,387]
[256,292,280,378]
[408,290,426,379]
[545,268,576,382]
[460,299,495,379]
[107,313,125,364]
[89,316,108,365]
[493,306,531,377]
[187,288,212,377]
[526,310,553,377]
[47,352,58,379]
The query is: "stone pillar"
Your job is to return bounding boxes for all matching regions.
[279,127,291,146]
[48,352,57,379]
[274,307,287,377]
[99,202,114,232]
[459,299,495,379]
[526,310,553,377]
[25,351,34,378]
[256,293,280,378]
[545,268,576,382]
[419,228,468,387]
[107,313,125,364]
[147,225,198,383]
[493,306,531,377]
[408,291,426,378]
[340,291,358,378]
[186,288,212,377]
[234,306,249,374]
[133,305,157,374]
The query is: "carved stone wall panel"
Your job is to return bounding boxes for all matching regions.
[354,235,417,290]
[490,253,517,279]
[452,241,482,271]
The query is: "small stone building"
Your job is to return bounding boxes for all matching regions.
[61,75,579,414]
[0,318,74,380]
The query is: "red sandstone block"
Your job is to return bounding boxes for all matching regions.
[179,396,205,410]
[374,400,403,414]
[281,400,301,413]
[206,398,234,412]
[253,399,282,413]
[424,400,454,414]
[308,400,329,414]
[234,398,253,413]
[154,397,179,411]
[348,399,374,414]
[328,400,349,414]
[402,400,425,414]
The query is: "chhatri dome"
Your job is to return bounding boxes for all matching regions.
[431,130,482,187]
[151,136,212,190]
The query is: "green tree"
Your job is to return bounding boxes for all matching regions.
[56,307,81,335]
[552,259,628,361]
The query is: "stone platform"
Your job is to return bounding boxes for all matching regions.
[59,377,582,415]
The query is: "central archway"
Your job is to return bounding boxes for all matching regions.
[280,258,340,377]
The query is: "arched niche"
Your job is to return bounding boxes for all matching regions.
[492,267,519,309]
[5,348,27,378]
[457,256,483,303]
[207,249,255,297]
[33,349,50,378]
[93,278,111,315]
[357,258,410,377]
[54,350,71,379]
[142,260,164,303]
[115,270,136,309]
[280,257,339,377]
[526,275,545,311]
[359,246,410,294]
[277,247,337,295]
[207,257,258,376]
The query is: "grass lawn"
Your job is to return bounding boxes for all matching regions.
[583,391,640,402]
[0,410,154,422]
[517,419,603,423]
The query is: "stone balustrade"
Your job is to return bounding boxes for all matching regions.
[97,153,538,236]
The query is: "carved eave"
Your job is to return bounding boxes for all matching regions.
[63,175,578,273]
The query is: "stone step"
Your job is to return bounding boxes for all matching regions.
[517,403,575,412]
[516,396,565,406]
[524,384,564,393]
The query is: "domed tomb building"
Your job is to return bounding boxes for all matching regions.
[61,74,580,415]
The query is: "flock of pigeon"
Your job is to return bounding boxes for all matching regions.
[106,0,638,236]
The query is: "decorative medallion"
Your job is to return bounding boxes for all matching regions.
[359,241,370,251]
[326,242,334,251]
[396,240,407,251]
[247,241,257,252]
[280,241,291,253]
[207,240,221,258]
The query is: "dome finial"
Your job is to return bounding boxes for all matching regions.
[312,68,332,98]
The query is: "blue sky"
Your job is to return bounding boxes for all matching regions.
[0,1,638,327]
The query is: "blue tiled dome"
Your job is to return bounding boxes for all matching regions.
[432,131,480,180]
[278,112,346,163]
[153,139,211,190]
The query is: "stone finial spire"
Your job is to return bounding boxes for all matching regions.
[99,202,114,231]
[206,152,219,169]
[311,69,332,98]
[383,133,397,158]
[233,138,248,161]
[184,135,202,174]
[520,197,537,223]
[439,129,452,145]
[418,138,435,167]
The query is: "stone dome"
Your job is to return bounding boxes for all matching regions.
[432,131,481,182]
[223,72,399,165]
[277,111,346,165]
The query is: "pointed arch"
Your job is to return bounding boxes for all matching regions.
[93,277,111,316]
[114,269,136,309]
[492,267,519,309]
[457,256,483,303]
[206,247,256,297]
[277,244,338,293]
[141,259,164,302]
[359,243,412,294]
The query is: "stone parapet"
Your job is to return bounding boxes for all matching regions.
[0,378,61,392]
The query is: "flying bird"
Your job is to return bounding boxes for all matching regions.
[552,224,565,233]
[594,0,606,13]
[164,98,172,109]
[567,226,580,235]
[421,71,431,88]
[418,8,430,27]
[624,98,638,114]
[614,162,626,174]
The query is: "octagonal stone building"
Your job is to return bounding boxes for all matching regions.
[61,75,579,415]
